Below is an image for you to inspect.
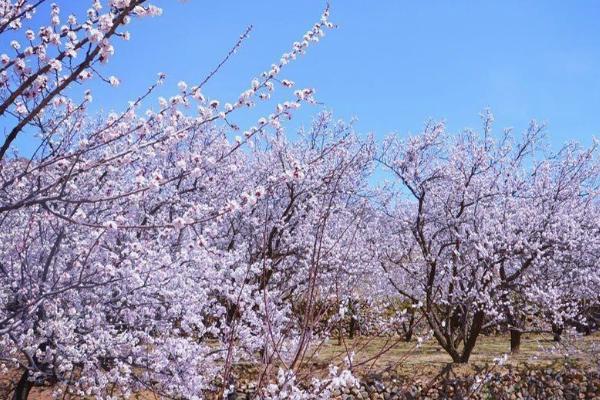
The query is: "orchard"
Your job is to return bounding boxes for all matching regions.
[0,1,598,399]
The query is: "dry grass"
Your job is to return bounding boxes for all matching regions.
[312,332,599,377]
[2,332,598,399]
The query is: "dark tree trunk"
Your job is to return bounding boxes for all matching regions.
[457,310,485,363]
[349,316,357,339]
[430,324,461,363]
[348,300,358,339]
[404,325,414,342]
[552,323,563,342]
[505,305,523,354]
[510,329,521,353]
[403,308,416,342]
[12,370,33,400]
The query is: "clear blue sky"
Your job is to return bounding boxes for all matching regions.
[8,1,600,152]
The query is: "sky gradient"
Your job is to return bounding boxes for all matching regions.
[8,1,600,152]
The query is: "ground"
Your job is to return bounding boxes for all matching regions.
[313,332,599,376]
[1,332,598,399]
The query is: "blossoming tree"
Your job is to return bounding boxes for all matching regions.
[2,1,599,398]
[379,112,600,362]
[1,1,371,398]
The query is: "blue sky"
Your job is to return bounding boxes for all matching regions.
[7,1,600,152]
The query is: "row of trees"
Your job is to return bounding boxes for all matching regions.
[376,115,599,362]
[1,1,598,398]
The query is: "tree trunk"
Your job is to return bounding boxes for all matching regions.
[404,325,414,342]
[403,309,415,342]
[457,310,485,363]
[12,370,33,400]
[426,312,464,364]
[510,329,521,353]
[348,300,358,339]
[349,316,357,339]
[552,323,563,342]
